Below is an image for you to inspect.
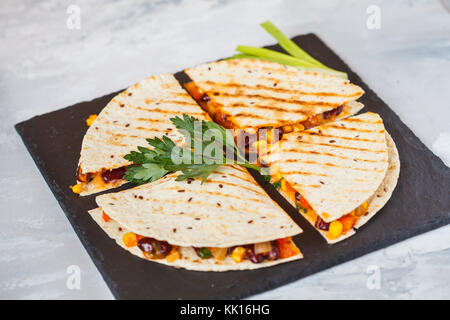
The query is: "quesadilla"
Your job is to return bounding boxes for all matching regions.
[261,112,400,243]
[75,73,210,196]
[184,58,364,150]
[89,165,303,271]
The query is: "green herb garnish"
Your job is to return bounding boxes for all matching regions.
[231,20,348,79]
[198,247,213,259]
[295,202,308,213]
[272,180,282,190]
[123,115,261,184]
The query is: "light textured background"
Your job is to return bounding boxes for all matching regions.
[1,0,449,299]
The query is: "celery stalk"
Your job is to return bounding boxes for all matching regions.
[236,45,318,68]
[260,20,323,67]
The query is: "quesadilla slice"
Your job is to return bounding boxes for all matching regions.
[261,112,400,243]
[184,59,364,150]
[89,165,303,271]
[75,73,210,196]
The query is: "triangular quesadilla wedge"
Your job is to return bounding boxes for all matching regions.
[184,59,364,151]
[89,165,303,271]
[261,112,400,243]
[75,73,210,196]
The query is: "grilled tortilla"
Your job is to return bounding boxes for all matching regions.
[89,165,303,271]
[261,112,399,243]
[184,59,364,136]
[76,73,209,196]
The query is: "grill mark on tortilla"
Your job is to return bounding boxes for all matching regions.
[232,112,271,120]
[296,141,387,153]
[284,159,386,172]
[301,131,383,143]
[215,92,341,109]
[280,150,386,163]
[103,131,155,140]
[84,135,130,147]
[201,81,363,98]
[134,127,178,136]
[218,101,310,116]
[281,170,329,177]
[342,118,383,124]
[143,97,194,104]
[127,105,205,116]
[327,124,384,133]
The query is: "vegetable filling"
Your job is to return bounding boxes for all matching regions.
[272,173,369,240]
[102,212,299,264]
[73,166,128,194]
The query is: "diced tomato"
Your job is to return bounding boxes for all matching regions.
[295,192,311,209]
[102,211,110,222]
[339,214,357,233]
[276,237,300,259]
[136,234,145,241]
[299,196,310,209]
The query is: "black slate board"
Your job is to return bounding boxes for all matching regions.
[15,34,450,300]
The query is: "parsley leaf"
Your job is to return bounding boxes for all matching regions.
[122,115,261,184]
[123,163,168,185]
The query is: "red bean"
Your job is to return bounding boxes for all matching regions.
[247,251,264,264]
[137,238,155,253]
[137,238,172,258]
[200,93,211,103]
[322,105,343,119]
[102,167,127,182]
[315,216,330,231]
[157,241,172,256]
[266,241,280,260]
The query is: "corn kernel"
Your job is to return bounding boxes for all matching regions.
[280,178,288,191]
[282,125,293,133]
[327,221,343,239]
[86,114,98,126]
[122,232,138,247]
[166,247,181,262]
[273,172,283,182]
[232,246,247,263]
[294,123,305,131]
[355,201,369,216]
[362,201,368,211]
[71,183,83,194]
